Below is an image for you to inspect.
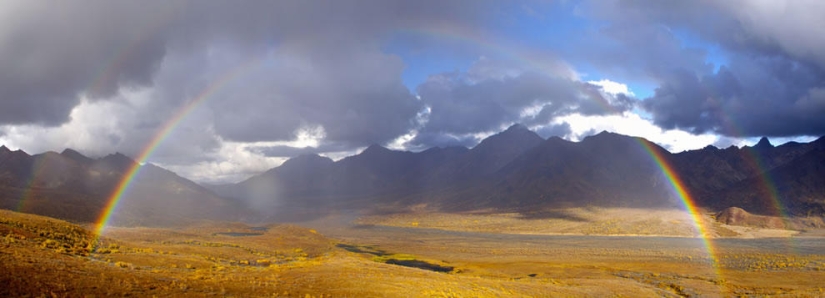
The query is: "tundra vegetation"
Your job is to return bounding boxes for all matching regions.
[2,209,825,297]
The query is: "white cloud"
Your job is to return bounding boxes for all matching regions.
[554,112,718,152]
[0,92,147,157]
[587,79,635,96]
[159,141,285,184]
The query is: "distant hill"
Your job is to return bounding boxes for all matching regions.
[208,127,825,219]
[0,146,243,226]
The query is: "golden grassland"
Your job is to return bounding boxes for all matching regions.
[2,209,825,297]
[356,207,802,238]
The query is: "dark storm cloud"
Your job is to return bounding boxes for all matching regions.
[0,1,168,125]
[207,46,422,145]
[579,0,825,137]
[643,56,825,136]
[409,59,631,148]
[0,0,497,146]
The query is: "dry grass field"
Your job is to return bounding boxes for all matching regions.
[3,209,825,297]
[355,207,802,238]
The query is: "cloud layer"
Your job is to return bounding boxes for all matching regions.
[581,0,825,137]
[1,0,824,183]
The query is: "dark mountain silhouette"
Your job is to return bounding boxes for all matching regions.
[0,148,242,226]
[4,126,825,226]
[206,124,547,214]
[60,148,94,164]
[671,135,825,216]
[449,124,545,176]
[466,132,678,211]
[210,127,825,220]
[712,143,825,217]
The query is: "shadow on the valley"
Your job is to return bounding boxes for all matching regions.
[335,243,454,273]
[517,209,590,221]
[385,259,454,272]
[336,243,386,256]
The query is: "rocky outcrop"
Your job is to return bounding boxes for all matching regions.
[716,207,788,229]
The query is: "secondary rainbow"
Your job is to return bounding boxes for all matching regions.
[16,155,50,213]
[698,86,790,221]
[94,55,264,236]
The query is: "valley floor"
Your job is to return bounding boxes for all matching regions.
[355,207,805,238]
[3,209,825,297]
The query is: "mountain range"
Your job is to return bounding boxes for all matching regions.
[0,146,241,226]
[2,124,824,226]
[210,124,825,219]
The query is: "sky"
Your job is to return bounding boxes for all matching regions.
[1,0,824,184]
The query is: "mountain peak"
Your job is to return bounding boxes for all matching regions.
[505,123,529,132]
[0,145,9,153]
[362,144,391,154]
[753,137,773,150]
[280,153,334,168]
[474,123,543,152]
[61,148,93,164]
[582,130,622,142]
[99,152,137,170]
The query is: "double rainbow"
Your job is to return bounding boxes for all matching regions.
[84,26,796,286]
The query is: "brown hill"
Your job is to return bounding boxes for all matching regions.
[716,207,788,229]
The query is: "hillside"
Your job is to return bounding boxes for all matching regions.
[0,147,242,226]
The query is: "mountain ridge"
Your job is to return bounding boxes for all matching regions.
[209,128,825,219]
[3,128,824,225]
[0,147,244,226]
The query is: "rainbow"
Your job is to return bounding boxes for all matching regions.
[93,54,265,236]
[741,147,788,217]
[88,24,727,279]
[700,89,790,220]
[404,24,725,274]
[16,155,49,213]
[636,139,720,264]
